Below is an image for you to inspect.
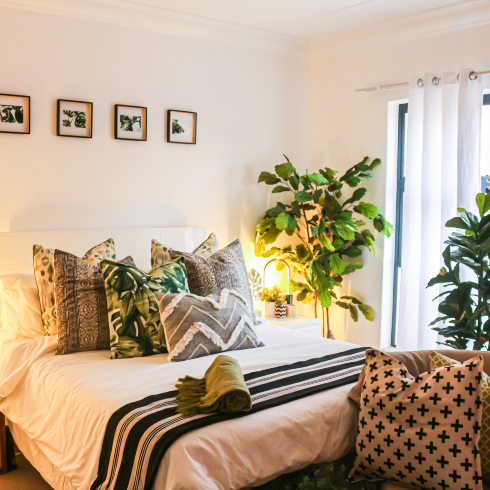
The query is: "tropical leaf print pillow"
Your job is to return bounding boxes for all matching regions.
[33,238,117,335]
[100,257,189,359]
[151,233,219,269]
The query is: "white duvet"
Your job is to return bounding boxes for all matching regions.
[0,324,361,490]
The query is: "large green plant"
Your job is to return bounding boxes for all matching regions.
[255,156,393,337]
[428,193,490,350]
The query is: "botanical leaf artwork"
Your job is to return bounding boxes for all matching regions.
[0,105,23,124]
[120,115,142,132]
[248,268,263,300]
[62,110,86,128]
[172,119,185,134]
[255,155,392,336]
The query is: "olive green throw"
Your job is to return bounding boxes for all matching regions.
[176,355,252,416]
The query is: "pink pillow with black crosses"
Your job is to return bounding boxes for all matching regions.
[349,349,484,490]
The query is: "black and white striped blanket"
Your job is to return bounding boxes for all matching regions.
[91,346,367,490]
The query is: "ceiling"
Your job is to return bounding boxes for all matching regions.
[125,0,468,39]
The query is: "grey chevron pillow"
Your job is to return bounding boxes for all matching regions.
[154,289,264,362]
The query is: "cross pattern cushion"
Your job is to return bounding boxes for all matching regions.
[33,238,117,335]
[154,289,264,361]
[100,257,189,359]
[151,232,219,269]
[350,349,484,490]
[430,351,490,483]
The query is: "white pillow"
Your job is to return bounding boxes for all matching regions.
[0,274,44,338]
[0,275,21,332]
[17,275,45,339]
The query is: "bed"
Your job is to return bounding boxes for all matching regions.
[0,227,362,490]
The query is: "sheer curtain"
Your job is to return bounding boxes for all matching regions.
[397,70,483,351]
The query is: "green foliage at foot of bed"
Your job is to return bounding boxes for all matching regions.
[256,459,379,490]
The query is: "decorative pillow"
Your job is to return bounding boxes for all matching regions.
[154,289,264,362]
[0,275,21,332]
[101,257,189,359]
[33,238,117,335]
[170,239,257,325]
[17,274,45,339]
[350,349,484,490]
[431,351,490,482]
[54,250,110,355]
[151,232,219,269]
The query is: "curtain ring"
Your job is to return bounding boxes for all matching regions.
[469,71,478,81]
[432,76,440,86]
[417,78,424,87]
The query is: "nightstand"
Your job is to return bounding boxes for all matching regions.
[264,315,322,337]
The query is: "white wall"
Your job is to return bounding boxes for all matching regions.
[309,21,490,347]
[0,6,308,282]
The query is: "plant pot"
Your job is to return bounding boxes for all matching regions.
[265,302,275,318]
[274,303,287,319]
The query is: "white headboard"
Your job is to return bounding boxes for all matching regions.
[0,227,207,275]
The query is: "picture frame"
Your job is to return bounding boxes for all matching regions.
[114,105,147,141]
[0,94,30,134]
[166,110,197,144]
[57,99,93,138]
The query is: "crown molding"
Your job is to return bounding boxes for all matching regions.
[0,0,307,56]
[311,0,490,53]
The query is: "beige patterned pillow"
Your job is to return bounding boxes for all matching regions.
[431,351,490,482]
[151,233,219,269]
[54,250,110,355]
[350,349,484,490]
[33,238,117,335]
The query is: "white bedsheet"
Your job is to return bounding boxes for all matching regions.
[0,324,362,490]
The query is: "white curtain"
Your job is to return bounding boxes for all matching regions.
[397,69,483,351]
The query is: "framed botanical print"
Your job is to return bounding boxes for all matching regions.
[0,94,30,134]
[166,110,196,144]
[57,99,93,138]
[115,104,147,141]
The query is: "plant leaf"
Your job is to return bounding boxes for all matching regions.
[295,191,312,203]
[275,162,295,180]
[359,303,374,321]
[276,212,297,231]
[258,171,280,185]
[272,185,290,194]
[354,202,379,219]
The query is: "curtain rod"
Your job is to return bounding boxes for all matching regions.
[356,70,490,92]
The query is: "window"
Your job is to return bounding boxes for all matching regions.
[390,103,407,347]
[390,95,490,346]
[482,94,490,192]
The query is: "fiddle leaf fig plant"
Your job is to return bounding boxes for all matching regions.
[255,155,393,337]
[427,192,490,350]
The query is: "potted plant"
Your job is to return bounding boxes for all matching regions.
[255,156,393,338]
[260,286,287,318]
[427,192,490,350]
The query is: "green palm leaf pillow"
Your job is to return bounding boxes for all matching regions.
[100,257,189,359]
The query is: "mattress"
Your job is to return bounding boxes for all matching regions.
[0,323,362,490]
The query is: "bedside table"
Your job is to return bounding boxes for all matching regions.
[264,315,322,337]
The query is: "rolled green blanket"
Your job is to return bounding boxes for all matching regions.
[175,355,252,416]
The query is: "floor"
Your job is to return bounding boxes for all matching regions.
[0,454,52,490]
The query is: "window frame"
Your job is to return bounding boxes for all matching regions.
[390,103,408,347]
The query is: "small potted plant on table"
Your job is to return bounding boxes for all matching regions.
[260,286,287,318]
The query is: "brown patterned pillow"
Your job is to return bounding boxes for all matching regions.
[350,349,484,490]
[170,239,257,324]
[53,253,135,355]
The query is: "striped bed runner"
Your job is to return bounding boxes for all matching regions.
[91,346,367,490]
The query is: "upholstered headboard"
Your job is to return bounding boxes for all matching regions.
[0,227,207,275]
